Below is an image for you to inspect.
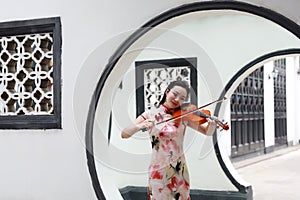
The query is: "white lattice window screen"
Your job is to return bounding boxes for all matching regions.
[144,66,190,111]
[0,33,54,115]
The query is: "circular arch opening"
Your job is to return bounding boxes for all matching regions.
[213,48,300,193]
[84,1,300,199]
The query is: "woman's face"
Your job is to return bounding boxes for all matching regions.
[164,85,187,109]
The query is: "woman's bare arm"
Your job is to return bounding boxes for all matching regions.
[121,114,154,139]
[187,120,217,136]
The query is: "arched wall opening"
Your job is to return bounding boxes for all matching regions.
[84,1,300,199]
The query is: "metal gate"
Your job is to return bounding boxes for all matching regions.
[231,67,265,158]
[273,59,287,146]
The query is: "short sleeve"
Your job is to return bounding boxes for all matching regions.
[140,110,151,120]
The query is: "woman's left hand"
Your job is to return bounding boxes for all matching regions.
[205,119,217,136]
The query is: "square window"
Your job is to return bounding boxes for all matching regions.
[0,17,61,129]
[135,57,198,117]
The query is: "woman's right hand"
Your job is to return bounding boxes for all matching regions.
[138,119,155,131]
[122,116,155,138]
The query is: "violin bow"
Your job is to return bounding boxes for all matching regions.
[156,96,227,125]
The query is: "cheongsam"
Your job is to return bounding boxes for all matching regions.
[142,105,191,200]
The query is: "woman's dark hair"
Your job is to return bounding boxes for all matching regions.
[158,80,190,106]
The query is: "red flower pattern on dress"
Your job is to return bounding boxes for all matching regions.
[148,187,151,200]
[167,177,178,192]
[167,176,190,193]
[162,139,180,152]
[183,180,190,191]
[147,105,190,200]
[151,170,163,179]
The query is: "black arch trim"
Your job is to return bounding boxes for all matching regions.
[225,48,300,92]
[86,92,106,200]
[85,1,300,199]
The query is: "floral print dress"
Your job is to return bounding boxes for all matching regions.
[142,105,191,200]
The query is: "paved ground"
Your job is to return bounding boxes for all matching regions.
[234,145,300,200]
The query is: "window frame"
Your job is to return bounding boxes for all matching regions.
[0,17,62,129]
[135,57,198,117]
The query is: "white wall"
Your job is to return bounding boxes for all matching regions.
[286,56,300,145]
[264,61,276,148]
[0,0,299,199]
[296,57,300,143]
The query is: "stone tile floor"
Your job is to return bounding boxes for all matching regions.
[234,145,300,200]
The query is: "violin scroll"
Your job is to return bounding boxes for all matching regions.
[207,115,229,131]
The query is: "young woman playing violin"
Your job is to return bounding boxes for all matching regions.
[121,80,218,200]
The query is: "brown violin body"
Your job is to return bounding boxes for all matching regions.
[172,104,211,125]
[165,103,229,131]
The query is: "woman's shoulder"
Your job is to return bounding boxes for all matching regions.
[139,111,149,120]
[141,105,166,120]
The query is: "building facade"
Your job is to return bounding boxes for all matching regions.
[0,0,300,200]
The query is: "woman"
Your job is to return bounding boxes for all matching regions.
[121,80,217,200]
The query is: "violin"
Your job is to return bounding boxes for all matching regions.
[157,103,229,131]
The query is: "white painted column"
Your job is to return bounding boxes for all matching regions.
[264,61,275,148]
[296,57,300,144]
[286,56,297,145]
[288,56,300,145]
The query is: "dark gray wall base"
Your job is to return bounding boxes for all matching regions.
[120,186,253,200]
[264,146,275,154]
[287,141,294,146]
